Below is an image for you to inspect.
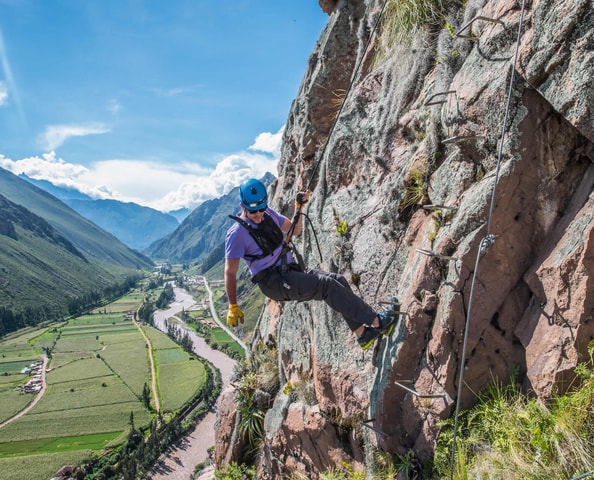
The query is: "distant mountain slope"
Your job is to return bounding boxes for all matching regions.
[19,176,92,201]
[0,167,152,269]
[146,172,276,263]
[145,188,238,263]
[0,194,121,316]
[21,175,179,250]
[167,207,192,223]
[65,199,179,251]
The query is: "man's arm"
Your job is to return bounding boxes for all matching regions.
[224,258,240,305]
[281,212,303,236]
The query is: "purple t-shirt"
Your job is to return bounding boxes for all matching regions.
[225,208,293,276]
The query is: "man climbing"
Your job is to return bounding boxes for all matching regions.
[224,178,399,350]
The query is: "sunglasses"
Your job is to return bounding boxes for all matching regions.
[247,207,267,214]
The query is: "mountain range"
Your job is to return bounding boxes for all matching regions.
[145,172,276,265]
[21,176,182,251]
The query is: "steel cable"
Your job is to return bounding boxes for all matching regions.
[449,1,528,478]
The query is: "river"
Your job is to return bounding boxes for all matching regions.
[146,281,239,480]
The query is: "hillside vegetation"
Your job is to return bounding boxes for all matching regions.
[0,167,153,337]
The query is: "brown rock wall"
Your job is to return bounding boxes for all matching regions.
[215,0,593,475]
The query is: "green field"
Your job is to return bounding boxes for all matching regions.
[0,450,93,480]
[157,350,206,412]
[212,328,245,356]
[0,289,209,479]
[142,325,208,413]
[0,329,43,424]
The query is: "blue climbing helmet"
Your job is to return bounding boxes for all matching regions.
[239,178,268,211]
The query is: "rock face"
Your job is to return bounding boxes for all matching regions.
[216,0,593,476]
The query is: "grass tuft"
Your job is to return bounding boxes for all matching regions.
[434,347,594,479]
[375,0,448,63]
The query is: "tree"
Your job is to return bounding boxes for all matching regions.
[142,382,151,409]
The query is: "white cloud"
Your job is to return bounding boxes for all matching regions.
[0,151,114,199]
[0,81,7,105]
[0,127,282,212]
[39,123,111,151]
[249,125,284,155]
[150,149,278,211]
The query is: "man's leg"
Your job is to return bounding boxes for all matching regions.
[265,269,376,332]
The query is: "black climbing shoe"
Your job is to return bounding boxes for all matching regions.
[377,297,401,336]
[357,327,381,350]
[377,310,398,337]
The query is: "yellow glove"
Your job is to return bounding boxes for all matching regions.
[227,304,244,327]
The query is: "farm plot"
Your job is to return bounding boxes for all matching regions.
[142,324,178,350]
[66,313,128,326]
[61,323,137,336]
[156,349,206,413]
[110,291,145,312]
[0,450,93,480]
[52,335,103,354]
[141,325,208,413]
[99,333,149,397]
[34,375,140,413]
[30,328,60,353]
[0,376,32,424]
[0,402,149,443]
[46,356,114,384]
[0,340,37,371]
[211,328,245,357]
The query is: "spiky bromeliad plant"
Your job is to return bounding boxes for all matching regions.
[233,340,280,455]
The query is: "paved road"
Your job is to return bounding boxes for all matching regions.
[199,276,248,353]
[147,283,238,480]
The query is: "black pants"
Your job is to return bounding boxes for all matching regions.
[256,267,376,332]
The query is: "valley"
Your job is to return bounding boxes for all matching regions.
[0,275,241,480]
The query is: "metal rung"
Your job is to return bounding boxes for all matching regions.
[361,419,390,437]
[416,248,460,261]
[424,90,457,106]
[422,204,458,211]
[442,135,485,144]
[456,16,505,40]
[376,304,410,318]
[394,381,449,400]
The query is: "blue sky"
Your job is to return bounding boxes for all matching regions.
[0,1,328,211]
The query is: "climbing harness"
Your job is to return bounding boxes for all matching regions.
[229,212,302,288]
[228,213,284,261]
[448,2,528,479]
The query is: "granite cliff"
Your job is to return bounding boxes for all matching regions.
[216,0,593,477]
